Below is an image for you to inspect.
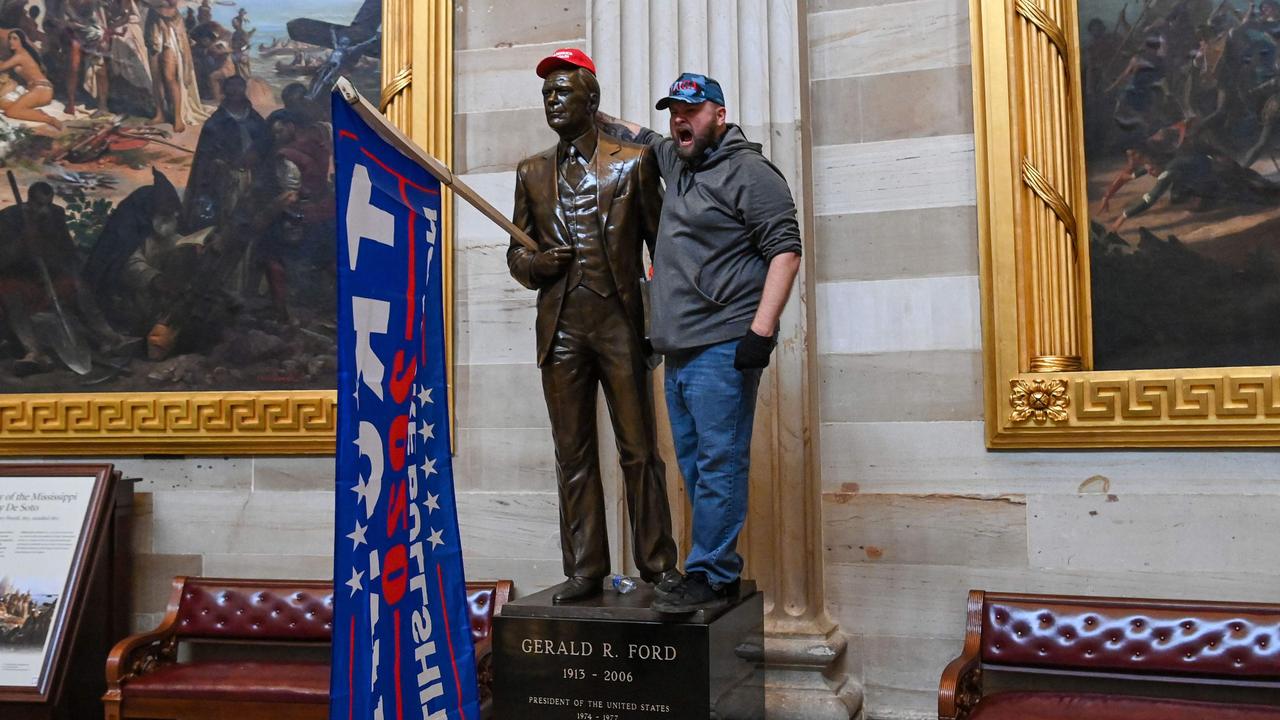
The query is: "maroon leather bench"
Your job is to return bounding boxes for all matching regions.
[939,590,1280,719]
[103,576,511,720]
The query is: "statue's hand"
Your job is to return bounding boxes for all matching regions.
[530,245,575,282]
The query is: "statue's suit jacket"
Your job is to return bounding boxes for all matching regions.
[507,132,663,366]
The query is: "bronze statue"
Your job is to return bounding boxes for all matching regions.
[507,49,678,603]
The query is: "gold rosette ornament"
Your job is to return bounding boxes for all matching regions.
[1009,378,1069,424]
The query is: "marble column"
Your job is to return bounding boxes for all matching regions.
[591,2,862,717]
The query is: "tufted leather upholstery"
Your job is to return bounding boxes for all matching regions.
[106,577,512,720]
[175,580,334,642]
[970,691,1280,719]
[982,596,1280,678]
[940,592,1280,720]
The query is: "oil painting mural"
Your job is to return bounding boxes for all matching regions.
[0,0,378,393]
[1083,0,1280,370]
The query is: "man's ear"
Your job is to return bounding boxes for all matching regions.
[590,92,601,113]
[716,105,727,126]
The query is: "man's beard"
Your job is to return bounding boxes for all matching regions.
[674,126,717,161]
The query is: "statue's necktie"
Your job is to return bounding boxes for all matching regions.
[562,146,588,188]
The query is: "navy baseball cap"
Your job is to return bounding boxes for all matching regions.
[655,73,725,110]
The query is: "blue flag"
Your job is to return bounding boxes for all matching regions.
[331,93,480,720]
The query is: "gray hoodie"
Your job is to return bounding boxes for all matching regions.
[637,124,802,354]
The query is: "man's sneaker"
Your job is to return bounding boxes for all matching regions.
[650,569,684,598]
[651,572,739,615]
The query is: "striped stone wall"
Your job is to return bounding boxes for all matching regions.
[807,2,1280,718]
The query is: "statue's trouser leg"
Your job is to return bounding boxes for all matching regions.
[542,287,610,580]
[592,296,677,581]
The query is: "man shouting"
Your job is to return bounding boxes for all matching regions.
[507,49,679,604]
[599,73,803,614]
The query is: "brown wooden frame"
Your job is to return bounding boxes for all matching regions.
[0,464,119,707]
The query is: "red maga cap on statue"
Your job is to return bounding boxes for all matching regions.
[536,47,597,78]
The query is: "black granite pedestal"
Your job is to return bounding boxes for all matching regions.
[494,580,764,720]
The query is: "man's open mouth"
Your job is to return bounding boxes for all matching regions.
[676,128,695,146]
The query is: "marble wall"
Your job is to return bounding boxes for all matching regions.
[807,1,1280,718]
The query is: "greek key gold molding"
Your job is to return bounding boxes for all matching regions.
[973,0,1280,446]
[1074,374,1280,422]
[0,392,337,455]
[1009,372,1280,426]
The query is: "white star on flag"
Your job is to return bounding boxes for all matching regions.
[418,422,435,442]
[351,475,370,506]
[346,522,368,549]
[421,456,438,479]
[346,568,364,596]
[351,382,360,410]
[425,491,440,514]
[427,527,445,550]
[417,386,433,406]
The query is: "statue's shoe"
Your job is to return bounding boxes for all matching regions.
[552,576,602,604]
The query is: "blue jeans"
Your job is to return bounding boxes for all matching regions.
[664,339,762,587]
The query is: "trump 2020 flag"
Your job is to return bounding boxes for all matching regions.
[331,92,480,720]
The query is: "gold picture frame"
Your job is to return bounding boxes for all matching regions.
[971,0,1280,448]
[0,1,453,456]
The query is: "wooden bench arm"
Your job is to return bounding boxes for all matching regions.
[104,576,187,691]
[939,589,986,720]
[938,652,981,720]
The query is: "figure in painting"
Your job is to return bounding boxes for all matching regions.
[305,27,376,101]
[83,168,183,324]
[0,180,130,373]
[1103,135,1280,233]
[182,74,269,233]
[0,30,61,129]
[247,107,331,323]
[108,0,157,117]
[144,0,207,131]
[18,4,45,49]
[63,0,111,117]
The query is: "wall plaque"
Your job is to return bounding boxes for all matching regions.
[0,464,131,720]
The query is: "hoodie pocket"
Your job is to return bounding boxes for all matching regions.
[693,265,732,307]
[694,259,764,308]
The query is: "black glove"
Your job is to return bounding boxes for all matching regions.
[734,329,775,370]
[529,245,574,283]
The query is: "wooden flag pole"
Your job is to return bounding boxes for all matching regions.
[335,76,538,252]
